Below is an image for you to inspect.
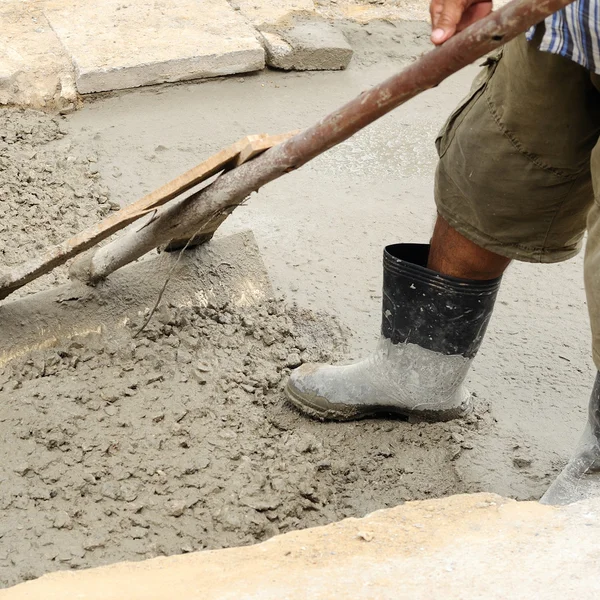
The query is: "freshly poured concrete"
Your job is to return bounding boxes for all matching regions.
[1,3,597,595]
[4,493,600,599]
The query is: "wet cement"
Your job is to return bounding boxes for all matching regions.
[62,18,594,496]
[1,292,478,587]
[0,110,118,299]
[0,18,594,587]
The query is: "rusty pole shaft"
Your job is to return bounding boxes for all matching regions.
[33,0,581,286]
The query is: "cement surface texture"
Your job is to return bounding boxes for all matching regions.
[43,0,265,94]
[315,0,430,22]
[0,109,114,299]
[232,0,317,27]
[315,0,511,22]
[4,493,600,599]
[63,18,594,503]
[0,15,596,592]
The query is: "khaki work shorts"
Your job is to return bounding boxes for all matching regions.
[435,28,600,369]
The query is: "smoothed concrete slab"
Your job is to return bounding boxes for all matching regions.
[4,494,600,598]
[44,0,266,94]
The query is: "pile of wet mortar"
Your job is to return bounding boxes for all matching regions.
[0,109,117,299]
[0,295,487,587]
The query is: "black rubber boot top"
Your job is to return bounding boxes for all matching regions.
[382,244,501,358]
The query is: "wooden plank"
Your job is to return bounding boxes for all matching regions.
[0,132,293,301]
[164,130,301,251]
[233,130,302,167]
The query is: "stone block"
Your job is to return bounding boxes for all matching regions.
[0,48,22,105]
[262,22,353,71]
[43,0,266,94]
[0,1,75,109]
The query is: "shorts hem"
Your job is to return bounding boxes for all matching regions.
[436,204,583,264]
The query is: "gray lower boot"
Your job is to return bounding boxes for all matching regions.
[540,373,600,505]
[286,244,501,421]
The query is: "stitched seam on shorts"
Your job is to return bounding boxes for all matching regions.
[484,93,583,181]
[439,208,581,262]
[540,176,583,251]
[435,171,581,260]
[438,87,486,158]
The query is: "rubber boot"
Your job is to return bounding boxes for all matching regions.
[540,373,600,505]
[285,244,501,421]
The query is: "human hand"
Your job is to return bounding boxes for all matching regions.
[430,0,493,45]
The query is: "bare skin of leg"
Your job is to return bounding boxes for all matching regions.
[428,215,511,280]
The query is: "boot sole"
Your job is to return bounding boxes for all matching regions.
[285,381,471,423]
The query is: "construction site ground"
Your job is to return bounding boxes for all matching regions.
[0,4,595,593]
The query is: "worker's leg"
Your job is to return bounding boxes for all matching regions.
[428,215,510,280]
[286,30,600,422]
[541,132,600,505]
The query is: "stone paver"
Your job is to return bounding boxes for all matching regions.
[0,0,440,107]
[0,1,75,110]
[3,493,600,598]
[0,45,22,104]
[44,0,266,94]
[262,21,353,70]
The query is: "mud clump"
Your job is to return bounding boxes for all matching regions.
[0,297,482,588]
[0,108,116,298]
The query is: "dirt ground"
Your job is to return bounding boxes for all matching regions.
[0,19,595,588]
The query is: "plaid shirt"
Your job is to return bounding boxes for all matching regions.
[527,0,600,73]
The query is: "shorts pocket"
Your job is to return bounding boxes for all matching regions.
[435,49,503,158]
